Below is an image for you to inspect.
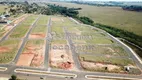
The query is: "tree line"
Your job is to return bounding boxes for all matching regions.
[70,1,123,7]
[122,5,142,12]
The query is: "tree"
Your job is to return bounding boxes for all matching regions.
[79,16,94,25]
[9,74,17,80]
[9,8,16,15]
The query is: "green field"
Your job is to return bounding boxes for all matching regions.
[36,15,48,25]
[51,17,64,34]
[86,38,114,44]
[0,39,20,63]
[80,54,134,66]
[24,39,44,51]
[51,39,67,44]
[48,2,142,36]
[0,5,7,14]
[9,15,38,38]
[30,15,48,36]
[75,45,128,56]
[31,25,47,34]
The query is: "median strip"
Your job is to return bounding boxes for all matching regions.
[85,75,142,80]
[14,69,77,78]
[0,67,7,71]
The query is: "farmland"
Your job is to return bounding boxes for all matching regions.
[48,2,142,36]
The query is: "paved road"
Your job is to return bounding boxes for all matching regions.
[63,27,83,70]
[44,17,51,68]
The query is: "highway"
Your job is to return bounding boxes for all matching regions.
[0,16,142,80]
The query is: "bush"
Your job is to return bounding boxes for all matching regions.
[78,16,94,25]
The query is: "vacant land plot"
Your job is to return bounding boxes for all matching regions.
[29,15,48,39]
[48,2,142,36]
[36,15,48,25]
[79,54,139,73]
[9,15,38,38]
[17,39,45,68]
[49,39,75,70]
[86,38,114,44]
[56,15,141,74]
[0,14,28,38]
[51,17,64,34]
[29,25,47,39]
[0,39,21,63]
[75,44,128,56]
[79,54,134,66]
[50,17,76,70]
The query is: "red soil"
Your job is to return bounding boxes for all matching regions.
[31,54,44,67]
[16,52,34,66]
[58,62,72,69]
[0,47,10,53]
[29,33,45,39]
[26,46,37,50]
[17,44,44,67]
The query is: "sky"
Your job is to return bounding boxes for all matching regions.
[85,0,142,1]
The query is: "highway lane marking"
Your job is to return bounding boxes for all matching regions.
[0,67,7,71]
[85,75,142,80]
[14,68,77,78]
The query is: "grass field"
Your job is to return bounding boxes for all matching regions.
[51,39,67,44]
[79,54,134,66]
[9,15,38,38]
[36,15,48,25]
[23,39,44,51]
[0,39,20,63]
[31,25,47,34]
[48,2,142,36]
[86,38,114,44]
[51,19,64,34]
[0,5,7,14]
[30,15,48,38]
[75,44,128,56]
